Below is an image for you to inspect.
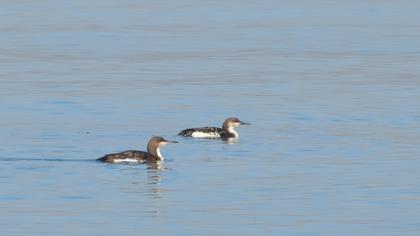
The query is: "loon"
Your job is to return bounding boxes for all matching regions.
[178,117,250,139]
[96,136,178,163]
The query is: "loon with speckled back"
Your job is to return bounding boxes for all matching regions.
[178,117,250,139]
[97,136,178,163]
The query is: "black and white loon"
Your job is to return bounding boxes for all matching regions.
[96,136,178,163]
[178,117,250,139]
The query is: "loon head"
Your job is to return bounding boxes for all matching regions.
[222,117,251,138]
[147,136,178,160]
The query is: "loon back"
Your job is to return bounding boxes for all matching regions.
[178,127,231,139]
[97,150,160,163]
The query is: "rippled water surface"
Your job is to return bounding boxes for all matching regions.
[1,1,420,235]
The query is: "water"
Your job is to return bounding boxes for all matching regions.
[1,0,420,235]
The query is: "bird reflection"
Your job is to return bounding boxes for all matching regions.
[146,161,165,170]
[145,162,167,199]
[223,138,238,144]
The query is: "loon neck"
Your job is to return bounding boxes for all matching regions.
[147,145,163,161]
[222,122,239,138]
[226,126,239,138]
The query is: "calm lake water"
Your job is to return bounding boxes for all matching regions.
[1,0,420,235]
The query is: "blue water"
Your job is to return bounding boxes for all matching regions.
[1,1,420,235]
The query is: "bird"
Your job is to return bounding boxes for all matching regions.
[178,117,250,139]
[97,136,178,163]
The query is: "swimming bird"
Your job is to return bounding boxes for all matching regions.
[178,117,250,139]
[97,136,178,163]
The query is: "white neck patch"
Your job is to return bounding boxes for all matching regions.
[156,147,163,160]
[227,126,239,138]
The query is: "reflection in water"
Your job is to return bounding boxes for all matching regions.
[117,162,166,199]
[224,138,238,144]
[146,161,165,170]
[145,162,167,199]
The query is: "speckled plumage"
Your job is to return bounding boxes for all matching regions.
[179,127,230,139]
